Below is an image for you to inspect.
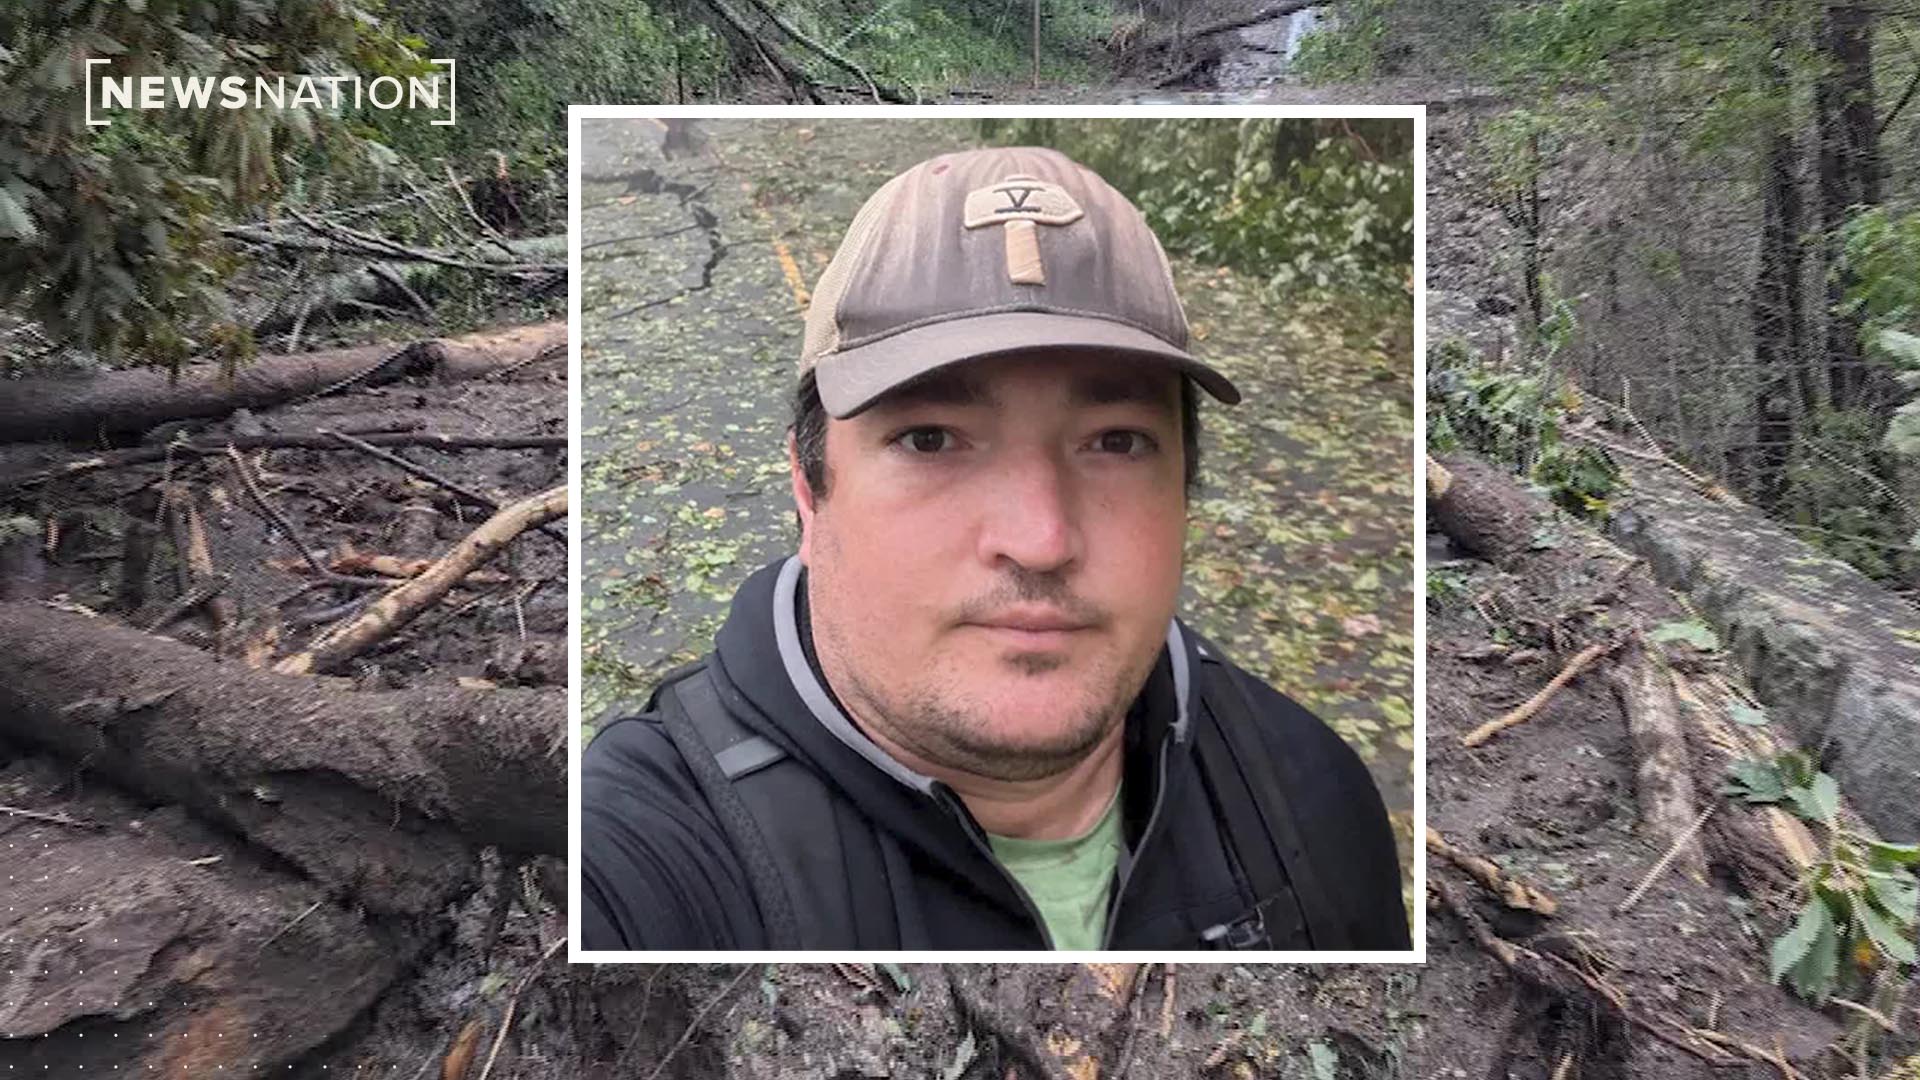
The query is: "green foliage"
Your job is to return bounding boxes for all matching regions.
[977,118,1415,308]
[1877,329,1920,371]
[1426,566,1470,607]
[1485,0,1800,150]
[1724,750,1920,1002]
[1842,206,1920,351]
[1530,431,1617,517]
[1781,410,1917,582]
[1427,341,1620,518]
[812,0,1109,89]
[0,1,425,370]
[1291,0,1391,80]
[1648,619,1718,651]
[373,0,707,162]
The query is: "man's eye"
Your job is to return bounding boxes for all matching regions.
[895,428,955,454]
[1094,430,1156,455]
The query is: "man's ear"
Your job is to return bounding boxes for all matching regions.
[788,430,816,565]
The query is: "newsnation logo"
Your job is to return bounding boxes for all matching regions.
[85,58,455,127]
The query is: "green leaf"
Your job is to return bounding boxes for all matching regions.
[1776,896,1840,1002]
[1872,328,1920,370]
[1727,702,1770,727]
[1866,840,1920,868]
[1308,1040,1339,1080]
[878,962,912,992]
[1775,750,1817,789]
[0,186,35,241]
[1855,891,1917,964]
[1785,773,1839,824]
[1649,620,1718,650]
[1866,872,1919,924]
[1723,758,1785,803]
[1770,895,1830,982]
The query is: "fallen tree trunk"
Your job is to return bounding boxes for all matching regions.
[0,321,565,444]
[1429,452,1543,562]
[0,602,564,914]
[1125,0,1326,58]
[1611,643,1710,887]
[0,756,433,1070]
[0,430,566,491]
[242,234,567,336]
[731,0,911,102]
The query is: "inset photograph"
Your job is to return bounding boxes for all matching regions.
[575,112,1418,954]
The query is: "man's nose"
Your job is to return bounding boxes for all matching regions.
[977,448,1082,573]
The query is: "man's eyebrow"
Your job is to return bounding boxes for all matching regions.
[1069,370,1179,410]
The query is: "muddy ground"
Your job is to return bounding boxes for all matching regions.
[0,327,569,1074]
[1422,462,1857,1079]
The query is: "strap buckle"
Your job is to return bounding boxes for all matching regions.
[1200,906,1268,950]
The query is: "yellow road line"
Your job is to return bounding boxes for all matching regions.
[745,180,811,313]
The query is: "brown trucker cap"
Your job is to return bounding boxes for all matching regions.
[800,146,1242,418]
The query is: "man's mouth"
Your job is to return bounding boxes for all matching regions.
[966,607,1095,648]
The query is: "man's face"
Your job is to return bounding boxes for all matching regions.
[792,352,1188,783]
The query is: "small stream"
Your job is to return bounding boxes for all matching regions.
[1215,4,1322,89]
[1123,5,1333,104]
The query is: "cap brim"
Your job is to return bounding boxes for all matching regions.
[815,311,1242,418]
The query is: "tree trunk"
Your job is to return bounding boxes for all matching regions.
[0,321,564,444]
[1747,12,1806,506]
[0,602,565,915]
[1816,0,1879,411]
[246,234,566,336]
[1033,0,1043,90]
[1429,453,1543,562]
[1127,0,1324,59]
[1610,644,1709,886]
[0,756,433,1070]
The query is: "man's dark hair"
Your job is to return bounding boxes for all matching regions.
[790,368,1203,502]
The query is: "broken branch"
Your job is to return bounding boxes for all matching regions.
[144,572,233,634]
[2,431,564,490]
[1427,827,1559,915]
[1429,879,1740,1068]
[1615,805,1717,914]
[320,428,565,548]
[274,485,567,675]
[1462,640,1615,747]
[225,446,393,590]
[0,803,103,830]
[0,322,565,445]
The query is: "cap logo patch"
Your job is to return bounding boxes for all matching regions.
[963,174,1082,286]
[962,175,1084,228]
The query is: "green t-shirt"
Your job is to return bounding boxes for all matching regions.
[986,788,1124,951]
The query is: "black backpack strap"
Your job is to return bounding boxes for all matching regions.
[1192,652,1353,950]
[652,665,803,948]
[651,663,901,949]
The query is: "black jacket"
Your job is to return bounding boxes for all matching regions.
[582,557,1407,950]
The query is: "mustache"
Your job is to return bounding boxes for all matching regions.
[950,570,1109,627]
